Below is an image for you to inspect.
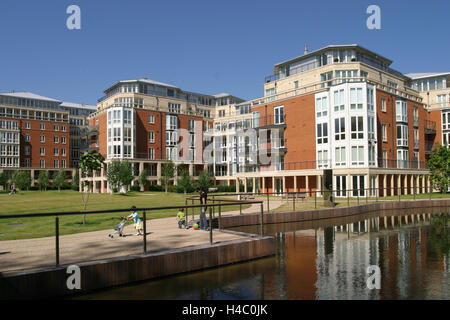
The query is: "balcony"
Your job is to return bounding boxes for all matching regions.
[253,115,286,130]
[259,138,287,154]
[377,158,427,170]
[425,120,436,135]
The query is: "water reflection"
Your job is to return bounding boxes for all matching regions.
[77,212,450,300]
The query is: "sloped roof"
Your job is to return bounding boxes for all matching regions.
[0,91,61,102]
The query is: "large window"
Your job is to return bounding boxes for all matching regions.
[351,116,364,139]
[335,146,346,166]
[367,87,374,111]
[382,123,387,142]
[396,100,408,122]
[317,150,329,168]
[396,124,408,147]
[350,88,363,110]
[352,175,365,197]
[351,146,364,165]
[334,118,345,140]
[274,106,284,124]
[316,97,328,117]
[397,149,409,169]
[168,103,181,113]
[166,115,178,130]
[333,89,345,111]
[317,123,328,144]
[368,116,375,140]
[320,72,333,88]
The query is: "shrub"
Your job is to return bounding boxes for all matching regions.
[130,185,140,192]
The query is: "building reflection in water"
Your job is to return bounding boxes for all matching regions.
[282,213,450,299]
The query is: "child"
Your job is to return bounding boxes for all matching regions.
[125,206,143,236]
[177,208,187,229]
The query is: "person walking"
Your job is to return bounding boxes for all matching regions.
[197,187,208,231]
[125,206,143,236]
[176,208,187,229]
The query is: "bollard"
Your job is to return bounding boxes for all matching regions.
[218,203,222,230]
[347,189,350,207]
[293,193,295,212]
[314,190,317,209]
[55,216,59,266]
[143,210,147,253]
[260,203,264,237]
[209,207,213,245]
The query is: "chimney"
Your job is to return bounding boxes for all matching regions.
[304,44,309,55]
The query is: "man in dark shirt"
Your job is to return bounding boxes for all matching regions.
[197,187,208,231]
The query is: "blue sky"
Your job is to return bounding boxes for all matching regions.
[0,0,449,105]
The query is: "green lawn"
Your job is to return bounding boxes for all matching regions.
[0,190,250,240]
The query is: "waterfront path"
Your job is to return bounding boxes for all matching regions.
[0,199,284,273]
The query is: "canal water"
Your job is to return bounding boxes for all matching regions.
[77,211,450,300]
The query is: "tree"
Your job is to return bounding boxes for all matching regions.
[79,152,104,224]
[426,143,450,193]
[138,170,147,192]
[0,172,7,191]
[12,170,31,191]
[160,161,175,194]
[71,170,79,191]
[106,160,122,193]
[106,160,134,194]
[118,161,134,193]
[53,169,67,192]
[196,170,212,191]
[38,171,50,191]
[178,168,192,195]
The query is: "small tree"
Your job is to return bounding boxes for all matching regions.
[196,170,212,191]
[79,152,104,224]
[160,161,175,194]
[53,169,67,192]
[38,171,50,191]
[12,170,31,191]
[178,168,192,195]
[426,144,450,193]
[138,170,147,192]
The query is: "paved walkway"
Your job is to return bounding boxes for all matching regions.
[0,199,284,274]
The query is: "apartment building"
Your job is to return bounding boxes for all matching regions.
[405,73,450,154]
[0,91,95,185]
[226,45,435,197]
[84,78,244,193]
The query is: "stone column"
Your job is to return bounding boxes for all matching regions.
[235,178,239,193]
[244,178,248,193]
[30,169,35,187]
[397,174,402,195]
[282,176,286,194]
[189,163,194,176]
[293,176,297,193]
[253,177,256,194]
[272,176,275,195]
[382,174,387,197]
[262,176,265,193]
[404,175,408,195]
[305,175,309,196]
[410,175,414,194]
[390,174,394,196]
[157,162,162,185]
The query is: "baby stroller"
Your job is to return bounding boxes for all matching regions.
[109,219,126,238]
